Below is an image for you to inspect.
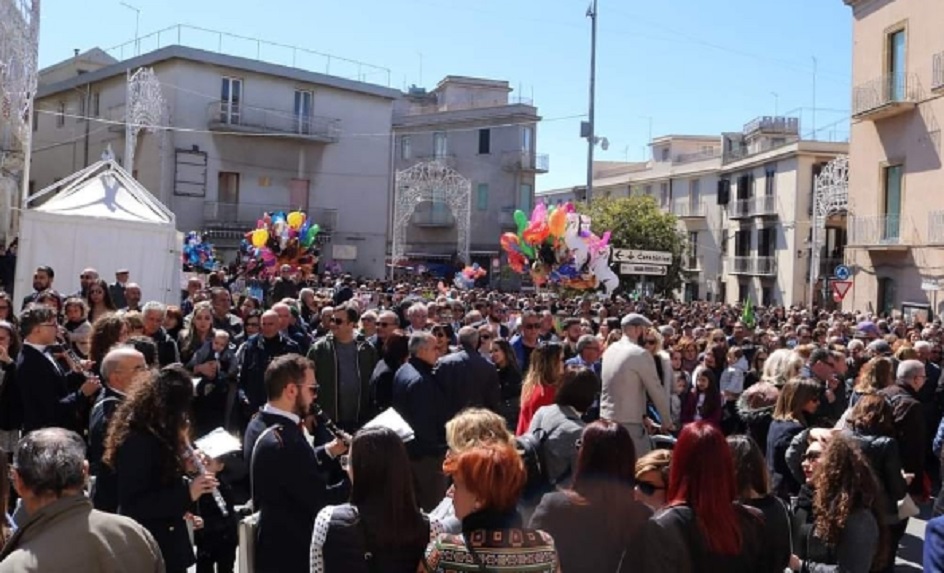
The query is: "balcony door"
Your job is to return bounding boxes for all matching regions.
[433,132,448,159]
[882,165,902,242]
[220,77,242,125]
[689,179,700,212]
[887,30,906,101]
[294,90,313,135]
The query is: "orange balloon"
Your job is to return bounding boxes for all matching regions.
[548,207,567,238]
[522,222,550,246]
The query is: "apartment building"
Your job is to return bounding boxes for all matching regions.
[841,0,944,315]
[30,37,399,278]
[537,116,848,306]
[392,77,545,278]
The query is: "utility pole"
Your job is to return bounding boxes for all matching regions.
[811,56,818,139]
[771,92,779,116]
[585,0,598,202]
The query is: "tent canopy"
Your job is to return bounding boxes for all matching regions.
[14,157,180,306]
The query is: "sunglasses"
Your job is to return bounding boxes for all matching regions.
[480,334,492,340]
[377,322,394,327]
[635,481,665,496]
[331,318,347,325]
[644,339,658,346]
[523,323,540,330]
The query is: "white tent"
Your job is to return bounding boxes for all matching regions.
[14,156,180,306]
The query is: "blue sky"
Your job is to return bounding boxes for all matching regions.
[38,0,853,191]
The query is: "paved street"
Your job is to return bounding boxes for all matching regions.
[898,502,930,572]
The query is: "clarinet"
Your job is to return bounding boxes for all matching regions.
[183,445,229,517]
[310,403,352,446]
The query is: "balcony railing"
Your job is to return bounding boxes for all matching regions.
[502,151,549,173]
[411,204,455,228]
[852,72,920,120]
[729,256,777,276]
[728,196,777,219]
[848,214,909,247]
[671,201,706,219]
[682,255,699,271]
[203,202,338,230]
[207,102,341,142]
[723,136,797,164]
[743,116,800,135]
[934,52,944,91]
[673,149,720,164]
[929,210,944,244]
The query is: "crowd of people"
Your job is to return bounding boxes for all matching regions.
[0,260,943,572]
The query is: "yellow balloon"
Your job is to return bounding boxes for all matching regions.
[548,207,567,238]
[251,228,269,248]
[287,211,305,230]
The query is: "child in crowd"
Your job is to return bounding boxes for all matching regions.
[720,346,749,434]
[190,329,238,436]
[62,297,92,359]
[681,370,722,429]
[670,371,687,432]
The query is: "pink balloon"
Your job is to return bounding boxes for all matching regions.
[530,202,547,225]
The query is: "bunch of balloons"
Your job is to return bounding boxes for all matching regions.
[499,201,619,296]
[453,263,488,289]
[242,210,321,277]
[182,231,218,273]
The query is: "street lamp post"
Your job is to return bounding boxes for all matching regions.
[585,0,598,202]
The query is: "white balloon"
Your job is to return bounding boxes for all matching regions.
[590,246,619,296]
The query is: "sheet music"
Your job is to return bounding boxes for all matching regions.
[194,427,242,459]
[362,408,415,442]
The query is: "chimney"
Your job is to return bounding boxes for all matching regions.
[73,49,80,57]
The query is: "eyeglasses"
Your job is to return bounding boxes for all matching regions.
[331,318,347,325]
[635,481,665,496]
[480,334,492,340]
[644,339,658,346]
[377,322,394,327]
[523,323,540,330]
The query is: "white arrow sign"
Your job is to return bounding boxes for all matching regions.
[620,263,668,276]
[612,249,673,266]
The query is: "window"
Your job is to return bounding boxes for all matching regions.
[77,96,86,123]
[738,281,748,302]
[644,185,652,197]
[660,182,670,207]
[688,231,699,269]
[218,172,240,205]
[522,126,533,153]
[430,188,449,223]
[882,164,903,241]
[220,77,242,124]
[735,229,751,257]
[762,287,773,307]
[689,179,701,208]
[400,136,412,160]
[660,148,669,161]
[518,183,533,213]
[877,277,896,315]
[476,183,489,210]
[887,29,906,101]
[764,164,776,195]
[478,129,491,154]
[433,132,448,158]
[294,90,313,134]
[56,101,65,127]
[758,227,775,257]
[92,93,100,117]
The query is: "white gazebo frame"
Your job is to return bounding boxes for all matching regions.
[391,160,471,269]
[808,154,849,308]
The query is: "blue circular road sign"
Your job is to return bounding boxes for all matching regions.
[834,265,851,281]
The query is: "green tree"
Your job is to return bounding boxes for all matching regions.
[579,195,690,296]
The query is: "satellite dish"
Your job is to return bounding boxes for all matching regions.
[600,137,610,151]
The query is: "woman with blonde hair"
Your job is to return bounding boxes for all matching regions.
[761,349,803,387]
[516,342,564,436]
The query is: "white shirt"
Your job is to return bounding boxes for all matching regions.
[262,403,300,425]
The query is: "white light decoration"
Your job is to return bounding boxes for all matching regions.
[124,67,166,174]
[808,154,848,308]
[391,160,471,270]
[0,0,40,240]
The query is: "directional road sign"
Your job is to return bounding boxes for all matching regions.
[620,263,668,276]
[612,249,672,266]
[833,265,851,281]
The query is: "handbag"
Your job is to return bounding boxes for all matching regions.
[237,424,283,573]
[897,493,920,520]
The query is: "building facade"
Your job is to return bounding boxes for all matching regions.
[391,77,545,280]
[538,117,848,306]
[841,0,944,316]
[31,44,399,278]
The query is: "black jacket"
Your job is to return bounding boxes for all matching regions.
[150,327,180,367]
[238,334,300,413]
[743,495,792,573]
[115,429,195,572]
[434,347,501,416]
[846,431,907,524]
[246,411,348,573]
[369,359,398,419]
[766,418,806,501]
[89,386,125,513]
[392,358,448,459]
[879,383,926,497]
[15,344,89,433]
[315,504,431,573]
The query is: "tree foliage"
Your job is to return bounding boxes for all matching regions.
[579,195,690,295]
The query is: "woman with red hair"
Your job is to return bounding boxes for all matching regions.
[641,421,764,572]
[422,442,560,572]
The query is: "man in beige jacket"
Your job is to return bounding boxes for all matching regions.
[0,428,164,572]
[600,313,674,455]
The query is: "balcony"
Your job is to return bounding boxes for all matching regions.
[203,202,338,238]
[743,116,800,136]
[502,151,549,173]
[929,211,944,245]
[934,52,944,91]
[413,154,456,169]
[682,254,700,271]
[848,214,909,250]
[729,256,777,276]
[411,204,455,228]
[852,73,919,121]
[728,196,777,219]
[207,102,341,143]
[671,201,706,220]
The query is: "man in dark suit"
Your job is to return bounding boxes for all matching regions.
[109,269,130,310]
[245,354,348,573]
[141,301,180,367]
[89,346,147,513]
[435,326,501,415]
[238,310,299,416]
[16,306,100,433]
[20,265,56,310]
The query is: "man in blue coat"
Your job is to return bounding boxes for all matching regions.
[925,515,944,572]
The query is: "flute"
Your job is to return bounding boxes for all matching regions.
[183,445,229,517]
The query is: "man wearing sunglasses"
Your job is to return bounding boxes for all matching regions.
[511,310,542,374]
[600,313,673,456]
